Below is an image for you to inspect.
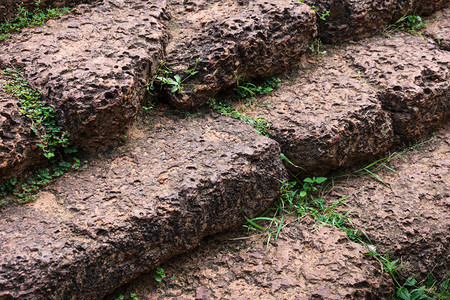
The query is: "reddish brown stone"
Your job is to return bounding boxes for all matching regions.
[161,0,317,109]
[425,7,450,51]
[0,91,42,183]
[329,127,450,280]
[0,0,168,151]
[346,32,450,143]
[0,114,287,299]
[303,0,449,43]
[107,223,393,299]
[244,52,394,176]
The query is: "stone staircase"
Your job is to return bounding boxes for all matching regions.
[0,0,448,299]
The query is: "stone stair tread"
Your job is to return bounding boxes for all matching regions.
[0,0,167,151]
[329,127,450,279]
[0,114,287,299]
[108,128,449,300]
[425,7,450,51]
[245,53,393,176]
[345,32,450,142]
[109,221,393,299]
[163,0,317,109]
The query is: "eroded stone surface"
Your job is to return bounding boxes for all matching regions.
[161,0,317,109]
[0,91,42,183]
[108,222,393,300]
[0,114,287,299]
[0,0,168,151]
[346,32,450,143]
[304,0,397,43]
[329,127,450,279]
[244,53,394,176]
[425,7,450,51]
[303,0,448,43]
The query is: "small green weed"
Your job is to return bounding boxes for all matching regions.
[115,293,139,300]
[244,177,362,246]
[0,157,85,204]
[368,247,450,300]
[234,75,281,99]
[0,68,72,159]
[385,12,428,35]
[208,98,271,136]
[154,267,166,283]
[309,39,327,55]
[0,1,68,41]
[297,0,330,21]
[148,59,199,95]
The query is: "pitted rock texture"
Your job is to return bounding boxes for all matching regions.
[303,0,448,43]
[0,0,168,151]
[108,222,393,299]
[162,0,317,109]
[329,127,450,279]
[394,0,450,17]
[346,32,450,144]
[304,0,398,43]
[0,91,42,183]
[425,7,450,51]
[244,53,394,177]
[0,114,287,299]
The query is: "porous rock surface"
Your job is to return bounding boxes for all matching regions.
[162,0,317,109]
[304,0,448,43]
[108,221,393,299]
[0,114,287,299]
[0,91,42,183]
[0,0,168,151]
[244,53,394,177]
[329,127,450,279]
[425,7,450,51]
[346,32,450,143]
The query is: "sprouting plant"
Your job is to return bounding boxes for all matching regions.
[0,2,68,41]
[154,267,166,282]
[0,68,72,159]
[234,75,280,99]
[309,39,326,55]
[319,10,330,21]
[384,12,428,35]
[208,98,271,136]
[151,59,199,94]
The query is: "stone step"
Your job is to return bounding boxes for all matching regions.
[329,127,450,280]
[425,7,450,51]
[162,0,317,109]
[243,32,449,176]
[346,32,449,143]
[303,0,448,43]
[0,0,168,153]
[118,223,393,299]
[0,114,287,299]
[107,127,449,300]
